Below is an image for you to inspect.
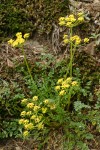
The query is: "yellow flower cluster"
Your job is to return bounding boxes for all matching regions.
[84,38,89,43]
[19,93,58,138]
[63,34,82,45]
[43,99,56,110]
[59,12,84,28]
[24,123,34,130]
[23,131,29,137]
[59,17,66,26]
[19,95,56,137]
[55,77,78,96]
[44,99,49,104]
[20,111,26,117]
[37,122,44,130]
[70,35,81,45]
[21,99,28,105]
[8,32,29,47]
[27,103,34,108]
[63,34,90,45]
[42,107,47,113]
[26,111,32,116]
[33,105,40,111]
[32,96,38,101]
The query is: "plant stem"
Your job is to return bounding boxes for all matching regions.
[70,27,73,77]
[22,48,34,82]
[71,45,76,63]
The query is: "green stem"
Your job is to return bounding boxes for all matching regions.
[69,27,73,77]
[72,45,76,62]
[22,48,33,82]
[66,38,77,77]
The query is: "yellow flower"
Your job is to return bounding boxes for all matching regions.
[21,111,26,117]
[59,90,65,96]
[71,81,78,86]
[21,99,27,104]
[59,17,65,26]
[77,12,84,17]
[37,122,44,130]
[59,21,65,26]
[84,38,89,43]
[63,39,69,44]
[70,35,81,45]
[70,36,76,41]
[24,123,34,130]
[33,105,40,111]
[55,86,60,90]
[70,35,81,44]
[66,22,72,27]
[32,96,38,101]
[59,17,65,22]
[35,117,41,123]
[69,15,76,22]
[31,115,36,120]
[57,78,63,84]
[42,107,47,114]
[75,38,81,45]
[12,40,19,47]
[19,119,25,124]
[71,18,76,22]
[23,130,29,137]
[17,37,25,44]
[62,84,70,89]
[65,17,70,22]
[44,99,49,104]
[39,115,43,120]
[63,34,68,39]
[78,17,84,22]
[16,32,22,38]
[50,104,56,110]
[65,15,76,23]
[23,119,29,124]
[62,80,67,85]
[27,103,34,108]
[8,39,14,45]
[24,33,30,39]
[26,111,32,116]
[69,14,75,19]
[66,77,72,83]
[24,124,29,130]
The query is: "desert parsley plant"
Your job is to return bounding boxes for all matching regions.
[19,77,81,138]
[59,12,89,77]
[8,32,33,81]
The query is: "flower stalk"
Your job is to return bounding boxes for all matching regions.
[8,32,34,82]
[59,13,89,77]
[22,47,33,82]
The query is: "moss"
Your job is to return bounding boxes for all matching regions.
[0,0,69,41]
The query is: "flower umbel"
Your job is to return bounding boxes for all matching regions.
[24,33,30,39]
[23,131,29,137]
[32,96,38,101]
[8,32,29,47]
[84,38,89,43]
